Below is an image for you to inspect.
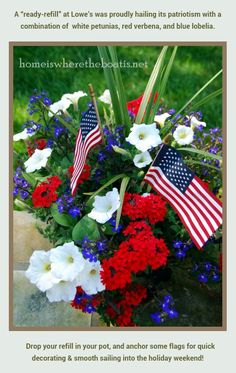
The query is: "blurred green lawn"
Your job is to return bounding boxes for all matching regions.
[13,45,222,132]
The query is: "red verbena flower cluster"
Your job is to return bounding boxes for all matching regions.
[27,138,47,156]
[32,176,62,208]
[122,192,167,224]
[106,284,147,326]
[101,221,169,291]
[68,164,91,186]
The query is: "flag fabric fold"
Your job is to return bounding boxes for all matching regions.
[70,104,102,195]
[144,144,222,249]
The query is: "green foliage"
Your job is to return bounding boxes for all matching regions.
[178,147,222,161]
[72,215,100,241]
[51,204,77,227]
[115,176,130,229]
[136,46,168,123]
[87,173,127,200]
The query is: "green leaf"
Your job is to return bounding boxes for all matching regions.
[160,71,222,139]
[185,159,222,172]
[60,156,73,169]
[21,171,37,188]
[116,176,130,229]
[97,47,123,125]
[51,204,77,227]
[107,46,131,134]
[72,215,100,241]
[34,175,51,182]
[159,120,173,138]
[112,145,132,158]
[100,222,116,236]
[148,46,178,122]
[190,88,222,112]
[14,199,34,212]
[178,147,222,161]
[174,69,222,118]
[136,46,168,124]
[88,173,127,201]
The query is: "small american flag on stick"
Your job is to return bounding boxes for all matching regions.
[144,144,222,249]
[70,85,102,195]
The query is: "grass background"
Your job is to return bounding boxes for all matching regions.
[13,45,222,132]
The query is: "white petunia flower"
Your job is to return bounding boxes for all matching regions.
[24,148,52,173]
[46,280,77,302]
[13,128,36,142]
[173,125,194,145]
[98,89,112,105]
[187,115,206,129]
[133,151,152,169]
[77,260,105,295]
[50,242,85,282]
[48,98,71,117]
[88,188,120,224]
[126,123,162,152]
[62,91,87,110]
[154,112,171,127]
[25,250,60,292]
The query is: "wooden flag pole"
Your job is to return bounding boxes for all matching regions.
[88,83,104,143]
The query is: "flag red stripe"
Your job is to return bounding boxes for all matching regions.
[71,136,85,190]
[145,171,205,247]
[72,125,101,180]
[71,153,85,192]
[145,173,204,248]
[71,130,83,177]
[185,189,219,231]
[72,129,101,184]
[83,128,102,154]
[189,182,222,223]
[144,144,222,248]
[72,126,101,179]
[72,147,84,180]
[71,125,102,195]
[145,165,222,248]
[186,185,222,226]
[153,168,211,243]
[193,177,222,212]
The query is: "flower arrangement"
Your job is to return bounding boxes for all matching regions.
[13,46,223,327]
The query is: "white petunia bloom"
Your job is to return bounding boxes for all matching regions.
[13,128,36,142]
[24,148,52,173]
[187,115,206,129]
[48,98,71,117]
[154,112,171,127]
[126,123,162,152]
[133,151,152,169]
[173,125,194,145]
[50,242,85,282]
[62,91,87,110]
[88,188,120,224]
[25,250,60,292]
[98,89,112,105]
[77,260,105,295]
[46,280,77,302]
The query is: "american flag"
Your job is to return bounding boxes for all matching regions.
[144,144,222,249]
[71,104,102,195]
